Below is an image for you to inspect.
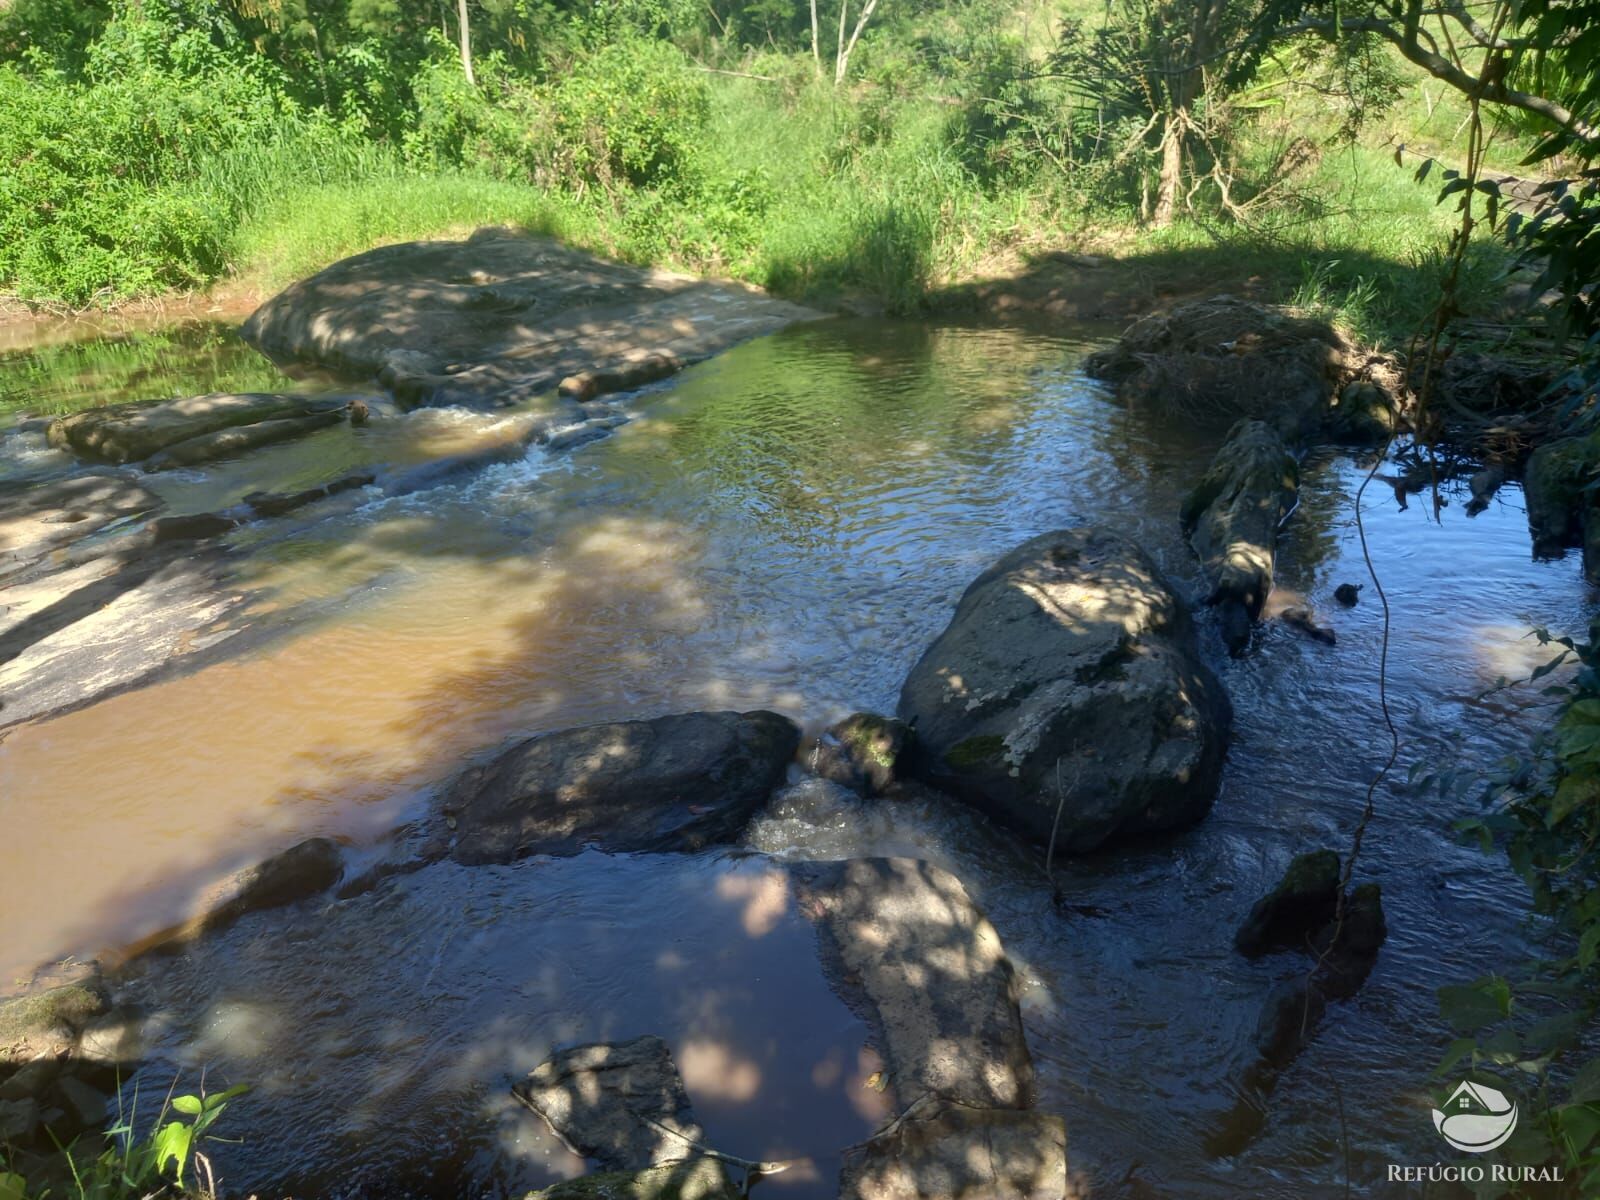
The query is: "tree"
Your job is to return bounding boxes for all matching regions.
[458,0,475,85]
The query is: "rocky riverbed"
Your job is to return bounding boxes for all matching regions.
[1,236,1594,1199]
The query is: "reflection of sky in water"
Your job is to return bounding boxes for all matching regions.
[2,315,1596,1198]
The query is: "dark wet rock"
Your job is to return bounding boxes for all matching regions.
[525,1159,739,1200]
[1525,432,1600,580]
[51,1075,108,1128]
[810,713,913,796]
[513,1036,709,1171]
[1311,882,1387,999]
[1254,978,1327,1070]
[0,1059,60,1103]
[145,512,240,544]
[1333,582,1362,606]
[1234,849,1340,957]
[1280,606,1335,645]
[242,229,815,409]
[143,409,347,471]
[839,1103,1068,1200]
[0,1097,42,1142]
[0,982,108,1069]
[798,857,1034,1111]
[46,392,356,466]
[245,471,377,518]
[898,527,1232,854]
[1180,420,1298,653]
[1084,296,1405,442]
[201,838,344,933]
[440,710,799,864]
[1467,464,1507,516]
[1326,379,1399,444]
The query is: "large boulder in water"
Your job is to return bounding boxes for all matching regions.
[898,528,1231,853]
[242,229,817,408]
[1085,295,1404,442]
[1180,419,1299,654]
[439,710,799,864]
[1525,431,1600,582]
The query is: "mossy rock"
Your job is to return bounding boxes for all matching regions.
[0,984,108,1067]
[525,1159,737,1200]
[1234,849,1341,956]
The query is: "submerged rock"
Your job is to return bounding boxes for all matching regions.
[1525,432,1600,581]
[1279,606,1336,646]
[1084,296,1404,442]
[200,837,344,934]
[898,527,1231,853]
[839,1103,1068,1200]
[242,229,815,409]
[439,710,799,864]
[1180,419,1299,653]
[525,1160,738,1200]
[46,392,358,467]
[1234,849,1341,957]
[514,1036,712,1172]
[797,857,1034,1111]
[809,713,913,796]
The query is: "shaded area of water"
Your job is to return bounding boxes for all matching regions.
[1,315,1594,1197]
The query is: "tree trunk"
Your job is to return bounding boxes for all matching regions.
[810,0,822,77]
[835,0,879,85]
[458,0,476,87]
[1152,111,1184,226]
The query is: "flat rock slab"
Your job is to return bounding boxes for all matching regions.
[0,474,161,582]
[840,1105,1069,1200]
[241,229,818,408]
[898,527,1232,853]
[513,1036,708,1171]
[0,551,248,731]
[47,392,358,466]
[796,857,1034,1112]
[439,710,799,864]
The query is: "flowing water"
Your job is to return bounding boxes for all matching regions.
[0,315,1592,1198]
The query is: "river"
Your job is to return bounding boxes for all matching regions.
[0,314,1589,1197]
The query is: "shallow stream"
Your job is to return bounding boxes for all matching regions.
[1,315,1592,1197]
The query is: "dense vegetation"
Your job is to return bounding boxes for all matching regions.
[0,0,1565,339]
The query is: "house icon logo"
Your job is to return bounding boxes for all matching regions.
[1432,1080,1518,1153]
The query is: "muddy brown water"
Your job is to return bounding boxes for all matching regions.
[0,316,1593,1198]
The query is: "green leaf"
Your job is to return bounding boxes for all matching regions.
[169,1093,204,1116]
[0,1173,27,1200]
[151,1120,194,1185]
[1559,1102,1600,1154]
[1439,976,1513,1032]
[1570,1057,1600,1104]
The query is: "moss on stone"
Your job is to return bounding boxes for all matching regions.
[945,734,1006,771]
